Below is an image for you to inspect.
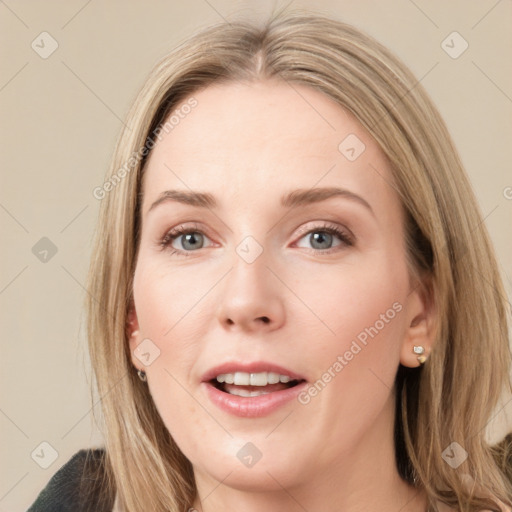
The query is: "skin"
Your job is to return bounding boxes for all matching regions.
[127,79,436,511]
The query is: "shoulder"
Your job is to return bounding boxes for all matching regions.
[27,448,114,512]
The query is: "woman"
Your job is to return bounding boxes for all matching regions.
[28,9,512,512]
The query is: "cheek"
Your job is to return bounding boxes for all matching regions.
[294,252,409,383]
[312,260,405,324]
[133,258,214,360]
[289,261,407,453]
[134,259,193,336]
[132,261,213,430]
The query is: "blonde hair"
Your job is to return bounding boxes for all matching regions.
[86,9,512,511]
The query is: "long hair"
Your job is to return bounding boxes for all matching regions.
[85,9,512,511]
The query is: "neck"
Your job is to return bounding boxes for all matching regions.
[191,392,427,512]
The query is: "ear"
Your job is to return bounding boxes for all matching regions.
[126,298,143,370]
[399,277,437,368]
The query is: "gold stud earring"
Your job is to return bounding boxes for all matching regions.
[413,345,427,365]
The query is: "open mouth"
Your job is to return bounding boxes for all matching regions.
[209,372,306,397]
[203,368,308,416]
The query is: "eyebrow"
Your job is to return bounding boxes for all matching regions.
[147,187,375,217]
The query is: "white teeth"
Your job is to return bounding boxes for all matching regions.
[250,372,267,386]
[234,372,250,385]
[215,371,295,386]
[267,372,280,384]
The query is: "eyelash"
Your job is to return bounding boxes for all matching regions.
[159,222,354,257]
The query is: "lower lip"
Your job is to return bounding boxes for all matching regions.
[202,381,308,418]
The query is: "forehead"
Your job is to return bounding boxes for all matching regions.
[140,79,398,218]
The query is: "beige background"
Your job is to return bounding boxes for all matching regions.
[1,1,511,510]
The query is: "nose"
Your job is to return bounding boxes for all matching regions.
[215,245,285,333]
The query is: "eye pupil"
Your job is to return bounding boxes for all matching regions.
[310,231,332,250]
[182,233,203,250]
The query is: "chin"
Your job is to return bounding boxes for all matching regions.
[189,442,310,491]
[202,461,305,492]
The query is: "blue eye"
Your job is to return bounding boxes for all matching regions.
[160,224,211,256]
[160,222,354,257]
[295,224,353,252]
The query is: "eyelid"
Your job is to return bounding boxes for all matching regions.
[159,222,214,250]
[292,222,355,253]
[293,220,354,242]
[159,220,355,255]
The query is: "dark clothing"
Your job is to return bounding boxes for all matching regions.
[27,448,114,512]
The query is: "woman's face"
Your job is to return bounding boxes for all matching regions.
[129,79,430,494]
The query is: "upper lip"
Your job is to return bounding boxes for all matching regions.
[201,361,307,383]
